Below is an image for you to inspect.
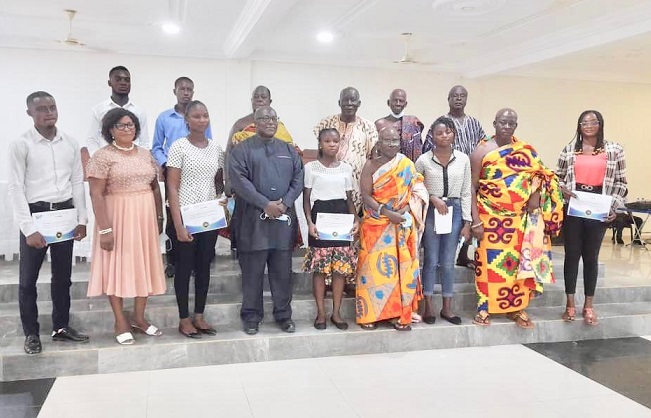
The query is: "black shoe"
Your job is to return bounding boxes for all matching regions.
[422,316,437,324]
[52,327,89,343]
[243,322,259,335]
[633,240,643,245]
[313,318,326,330]
[279,319,295,333]
[330,316,349,330]
[440,310,462,325]
[165,264,175,278]
[617,239,625,244]
[24,335,42,355]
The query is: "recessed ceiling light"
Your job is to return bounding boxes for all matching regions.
[461,5,476,11]
[317,31,334,43]
[162,22,181,35]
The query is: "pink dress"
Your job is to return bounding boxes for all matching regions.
[86,146,166,297]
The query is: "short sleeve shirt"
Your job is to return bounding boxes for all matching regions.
[304,160,353,207]
[167,138,224,206]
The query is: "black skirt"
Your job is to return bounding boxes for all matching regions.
[309,199,351,248]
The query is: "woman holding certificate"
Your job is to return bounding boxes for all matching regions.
[87,108,166,345]
[167,100,225,338]
[556,110,627,325]
[415,117,472,325]
[303,128,358,330]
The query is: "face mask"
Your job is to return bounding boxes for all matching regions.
[391,111,404,119]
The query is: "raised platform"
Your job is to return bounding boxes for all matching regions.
[1,254,650,382]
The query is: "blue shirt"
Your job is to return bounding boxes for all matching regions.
[151,108,213,166]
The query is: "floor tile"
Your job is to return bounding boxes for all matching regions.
[549,394,651,418]
[0,405,40,418]
[526,337,651,408]
[38,398,148,418]
[0,378,54,408]
[245,382,358,418]
[146,389,253,418]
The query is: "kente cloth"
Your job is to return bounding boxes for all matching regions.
[313,115,378,213]
[385,116,424,162]
[355,154,428,325]
[475,137,563,314]
[231,122,293,145]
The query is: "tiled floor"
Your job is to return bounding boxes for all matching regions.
[9,344,644,417]
[0,378,54,418]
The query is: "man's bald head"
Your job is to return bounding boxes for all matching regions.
[379,126,399,141]
[493,108,518,143]
[495,108,517,120]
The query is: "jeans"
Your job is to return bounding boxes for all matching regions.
[421,199,463,297]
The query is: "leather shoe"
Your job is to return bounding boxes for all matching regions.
[243,322,259,335]
[279,319,295,333]
[422,316,437,324]
[52,327,89,343]
[24,334,42,355]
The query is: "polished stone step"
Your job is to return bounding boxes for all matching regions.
[1,301,650,381]
[0,257,605,303]
[0,283,646,338]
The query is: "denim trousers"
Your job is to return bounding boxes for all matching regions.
[421,199,463,297]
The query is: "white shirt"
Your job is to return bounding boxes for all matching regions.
[415,149,472,222]
[86,98,149,155]
[166,138,225,207]
[8,127,88,236]
[303,160,353,207]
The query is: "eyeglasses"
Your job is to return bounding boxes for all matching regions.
[255,116,279,123]
[580,121,600,127]
[381,139,401,146]
[114,122,136,131]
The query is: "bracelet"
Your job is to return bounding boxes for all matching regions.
[377,204,384,215]
[98,228,113,235]
[470,222,483,230]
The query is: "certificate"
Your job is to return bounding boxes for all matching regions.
[32,208,77,244]
[316,213,354,241]
[434,206,453,234]
[567,191,612,221]
[181,199,227,234]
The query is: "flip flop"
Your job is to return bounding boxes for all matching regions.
[131,324,163,336]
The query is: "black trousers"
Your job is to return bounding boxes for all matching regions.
[174,230,218,319]
[238,249,293,324]
[19,233,74,336]
[563,215,606,297]
[163,168,179,266]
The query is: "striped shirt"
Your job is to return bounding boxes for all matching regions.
[555,140,627,210]
[422,114,485,156]
[415,150,472,221]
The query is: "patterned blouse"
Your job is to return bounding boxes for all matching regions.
[555,140,627,210]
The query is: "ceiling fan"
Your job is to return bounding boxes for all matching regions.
[58,9,85,47]
[393,33,436,66]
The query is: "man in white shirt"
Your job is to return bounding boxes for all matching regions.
[81,65,149,172]
[8,91,90,355]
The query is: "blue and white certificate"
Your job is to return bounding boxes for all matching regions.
[316,213,354,241]
[32,208,77,244]
[181,199,228,234]
[567,191,612,221]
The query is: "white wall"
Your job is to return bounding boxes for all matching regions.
[2,48,649,199]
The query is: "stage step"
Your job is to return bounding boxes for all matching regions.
[0,256,605,303]
[0,284,646,338]
[1,301,650,381]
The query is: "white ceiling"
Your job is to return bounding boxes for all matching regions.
[2,0,651,83]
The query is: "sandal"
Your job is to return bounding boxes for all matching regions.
[562,307,576,322]
[507,310,535,329]
[115,332,135,345]
[360,323,378,330]
[393,322,412,331]
[131,323,163,336]
[583,308,599,326]
[411,312,422,324]
[472,311,491,326]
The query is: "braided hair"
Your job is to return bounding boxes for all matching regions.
[317,128,339,157]
[573,110,605,153]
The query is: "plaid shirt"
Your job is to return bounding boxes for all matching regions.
[555,140,627,210]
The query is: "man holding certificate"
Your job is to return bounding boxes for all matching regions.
[229,106,304,335]
[8,91,89,355]
[556,110,627,326]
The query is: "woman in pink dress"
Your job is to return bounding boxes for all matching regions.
[87,108,166,345]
